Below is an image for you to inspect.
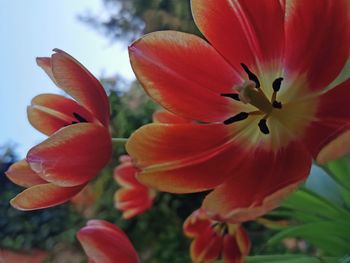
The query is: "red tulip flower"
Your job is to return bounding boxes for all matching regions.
[77,220,139,263]
[184,209,250,263]
[6,49,112,210]
[114,155,156,219]
[127,0,349,222]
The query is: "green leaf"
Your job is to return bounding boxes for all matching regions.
[268,221,350,256]
[281,188,350,220]
[241,255,340,263]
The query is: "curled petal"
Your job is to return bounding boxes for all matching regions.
[192,0,285,73]
[203,142,311,223]
[303,79,350,164]
[27,94,96,136]
[77,220,139,263]
[27,123,112,187]
[10,183,84,211]
[5,160,46,188]
[129,31,240,122]
[285,0,349,91]
[37,49,110,126]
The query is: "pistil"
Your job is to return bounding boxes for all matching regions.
[221,64,284,135]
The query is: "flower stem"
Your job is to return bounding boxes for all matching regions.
[112,138,128,147]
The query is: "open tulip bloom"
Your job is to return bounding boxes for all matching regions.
[184,209,250,263]
[127,0,350,223]
[5,49,112,210]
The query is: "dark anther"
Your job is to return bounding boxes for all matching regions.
[223,112,249,125]
[71,121,78,125]
[258,119,270,134]
[272,77,283,92]
[73,112,88,123]
[272,101,282,109]
[221,93,240,101]
[240,63,260,89]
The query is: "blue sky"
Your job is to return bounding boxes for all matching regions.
[0,1,135,158]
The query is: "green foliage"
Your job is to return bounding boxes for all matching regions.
[79,0,201,42]
[267,155,350,257]
[0,159,84,252]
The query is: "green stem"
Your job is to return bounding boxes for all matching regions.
[112,138,128,146]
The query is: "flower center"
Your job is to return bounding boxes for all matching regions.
[221,63,284,135]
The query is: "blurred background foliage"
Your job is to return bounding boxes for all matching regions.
[1,0,349,262]
[79,0,201,42]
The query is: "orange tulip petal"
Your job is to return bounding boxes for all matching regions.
[127,123,242,193]
[114,162,140,187]
[191,229,223,263]
[285,0,349,91]
[183,209,212,238]
[114,188,154,219]
[10,183,84,211]
[38,49,110,126]
[203,141,311,223]
[129,31,241,122]
[77,220,139,263]
[27,93,96,136]
[192,0,285,74]
[114,160,155,219]
[303,79,350,164]
[152,110,193,124]
[36,57,56,84]
[5,160,46,188]
[223,235,244,263]
[27,123,112,187]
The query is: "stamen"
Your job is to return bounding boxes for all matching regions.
[221,93,240,101]
[258,119,270,134]
[240,63,260,89]
[272,77,283,92]
[223,112,249,125]
[272,101,282,109]
[73,112,88,123]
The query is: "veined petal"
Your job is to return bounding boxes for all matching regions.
[285,0,349,91]
[303,79,350,164]
[10,183,84,211]
[38,49,110,126]
[27,93,96,136]
[152,110,192,124]
[27,123,112,187]
[129,31,241,122]
[203,141,311,223]
[77,220,139,263]
[5,160,46,188]
[192,0,285,74]
[127,123,245,193]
